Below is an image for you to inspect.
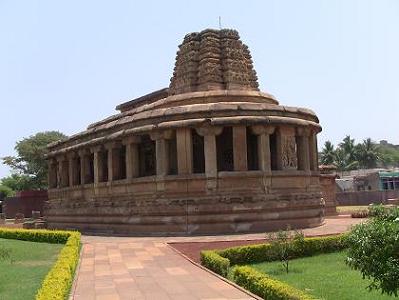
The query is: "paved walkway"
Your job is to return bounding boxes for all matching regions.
[71,217,362,300]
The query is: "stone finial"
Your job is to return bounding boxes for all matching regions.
[169,28,260,95]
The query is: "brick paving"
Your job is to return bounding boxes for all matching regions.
[71,216,363,300]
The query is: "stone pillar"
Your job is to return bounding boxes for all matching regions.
[251,125,275,173]
[151,130,174,177]
[48,158,57,189]
[276,126,298,171]
[309,131,319,171]
[296,127,311,172]
[232,126,248,171]
[196,126,223,178]
[123,136,141,179]
[91,146,105,184]
[176,128,193,175]
[78,149,90,184]
[57,156,68,188]
[67,152,79,187]
[105,142,121,182]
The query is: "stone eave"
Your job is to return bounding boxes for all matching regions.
[47,115,321,158]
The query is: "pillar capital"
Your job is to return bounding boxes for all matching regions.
[150,130,174,141]
[49,157,57,165]
[195,125,223,137]
[90,145,104,153]
[104,140,122,150]
[122,135,141,145]
[66,151,78,160]
[296,126,311,137]
[250,125,275,135]
[278,126,295,136]
[78,148,90,157]
[56,155,67,163]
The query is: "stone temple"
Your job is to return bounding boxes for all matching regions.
[46,29,323,235]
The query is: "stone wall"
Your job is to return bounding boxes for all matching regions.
[319,174,337,215]
[336,190,399,206]
[2,190,47,218]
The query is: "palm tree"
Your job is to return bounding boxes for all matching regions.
[334,148,359,176]
[339,135,356,161]
[356,138,380,169]
[321,141,335,165]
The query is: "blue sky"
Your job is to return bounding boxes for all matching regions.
[1,0,398,178]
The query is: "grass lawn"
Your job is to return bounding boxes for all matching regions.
[0,238,63,300]
[250,251,395,300]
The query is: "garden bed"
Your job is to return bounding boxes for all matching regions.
[251,251,394,300]
[0,238,63,299]
[200,234,395,300]
[0,228,81,300]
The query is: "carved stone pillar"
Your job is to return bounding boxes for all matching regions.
[150,130,174,176]
[57,155,68,188]
[196,126,223,179]
[309,130,319,171]
[232,125,248,171]
[176,128,193,175]
[276,126,298,170]
[296,127,311,172]
[105,141,122,181]
[251,125,275,173]
[123,136,141,179]
[48,158,57,189]
[67,152,79,187]
[78,149,90,184]
[91,145,105,184]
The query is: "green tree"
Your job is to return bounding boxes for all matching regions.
[320,141,336,165]
[339,135,357,161]
[346,206,399,296]
[2,131,67,190]
[0,185,15,199]
[334,147,358,174]
[355,138,381,169]
[0,174,38,191]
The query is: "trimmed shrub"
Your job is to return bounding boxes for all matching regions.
[231,266,317,300]
[36,231,81,300]
[0,228,81,300]
[200,250,230,277]
[217,234,348,265]
[0,228,70,244]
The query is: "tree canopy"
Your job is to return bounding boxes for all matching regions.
[320,136,398,173]
[2,131,67,191]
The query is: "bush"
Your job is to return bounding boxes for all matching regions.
[200,250,230,277]
[231,266,317,300]
[368,204,399,221]
[346,217,399,296]
[0,228,81,300]
[0,228,70,244]
[217,234,348,265]
[36,232,81,300]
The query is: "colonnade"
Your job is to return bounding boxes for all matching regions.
[48,125,319,189]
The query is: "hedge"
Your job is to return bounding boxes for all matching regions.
[200,250,230,277]
[231,266,317,300]
[218,234,348,265]
[200,234,348,300]
[0,228,81,300]
[0,228,71,244]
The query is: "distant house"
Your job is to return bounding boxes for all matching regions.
[337,169,399,192]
